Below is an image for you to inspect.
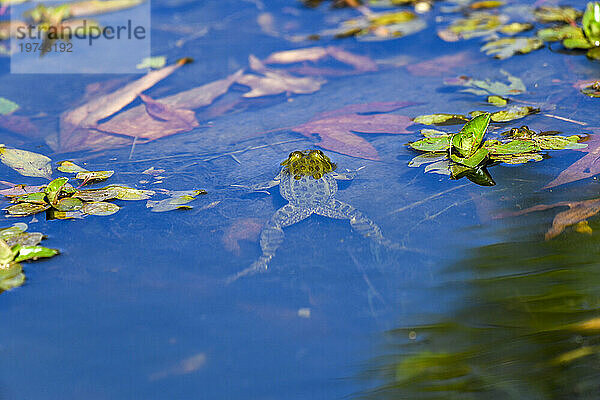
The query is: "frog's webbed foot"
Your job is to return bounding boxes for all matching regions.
[315,199,400,249]
[226,204,313,283]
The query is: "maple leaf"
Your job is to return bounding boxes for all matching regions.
[286,102,416,160]
[236,56,325,97]
[545,128,600,188]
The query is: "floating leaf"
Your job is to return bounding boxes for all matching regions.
[499,22,533,35]
[0,262,25,292]
[485,139,538,154]
[583,2,600,44]
[490,105,539,122]
[563,37,594,49]
[533,6,582,23]
[0,239,16,265]
[0,146,52,179]
[14,245,59,262]
[490,152,543,164]
[146,190,207,212]
[545,132,600,188]
[73,188,120,202]
[413,114,469,125]
[237,56,325,97]
[587,47,600,60]
[287,102,415,160]
[487,95,508,106]
[408,153,447,168]
[75,170,114,182]
[96,71,241,141]
[136,56,167,70]
[536,25,584,42]
[0,184,47,197]
[445,70,525,96]
[328,10,426,41]
[481,37,544,59]
[264,46,377,72]
[57,161,87,173]
[44,177,68,205]
[59,58,192,152]
[424,160,451,175]
[105,185,155,200]
[439,12,508,41]
[81,201,120,216]
[54,197,83,212]
[409,136,451,152]
[0,97,19,115]
[5,202,50,216]
[13,192,47,204]
[534,135,587,150]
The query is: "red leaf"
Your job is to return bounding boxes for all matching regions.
[289,103,415,160]
[545,128,600,188]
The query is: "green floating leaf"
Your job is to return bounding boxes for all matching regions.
[0,223,28,240]
[81,202,120,216]
[533,6,582,23]
[491,105,539,122]
[330,10,426,41]
[136,56,167,70]
[420,129,448,137]
[413,114,468,125]
[14,245,59,262]
[0,97,19,116]
[0,239,16,265]
[5,202,50,216]
[537,25,584,42]
[443,12,508,40]
[424,160,451,175]
[75,170,114,182]
[452,113,491,158]
[105,185,155,200]
[450,147,489,168]
[0,262,25,292]
[587,47,600,60]
[57,160,87,173]
[146,190,207,212]
[13,192,47,204]
[408,153,447,168]
[485,139,538,154]
[73,188,120,202]
[481,37,544,59]
[487,95,508,106]
[409,136,451,152]
[44,177,68,205]
[490,152,543,164]
[583,2,600,44]
[54,197,84,212]
[445,70,525,96]
[0,146,52,179]
[563,37,594,49]
[499,22,533,35]
[534,135,587,150]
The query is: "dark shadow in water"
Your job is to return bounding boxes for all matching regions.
[358,218,600,399]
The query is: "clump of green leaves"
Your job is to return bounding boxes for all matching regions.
[0,223,58,293]
[536,2,600,60]
[408,114,587,186]
[1,161,208,219]
[323,10,426,41]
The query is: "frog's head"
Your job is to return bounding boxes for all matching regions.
[506,125,536,139]
[280,149,337,180]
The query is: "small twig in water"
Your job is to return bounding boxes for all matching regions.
[543,114,587,126]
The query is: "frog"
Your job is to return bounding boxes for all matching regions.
[228,149,396,282]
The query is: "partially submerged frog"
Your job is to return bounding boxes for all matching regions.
[229,149,396,281]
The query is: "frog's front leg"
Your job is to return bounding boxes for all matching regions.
[226,203,313,283]
[330,166,365,181]
[315,199,398,249]
[231,172,282,193]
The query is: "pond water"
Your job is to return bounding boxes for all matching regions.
[1,0,600,399]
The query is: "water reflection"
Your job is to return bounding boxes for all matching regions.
[361,218,600,399]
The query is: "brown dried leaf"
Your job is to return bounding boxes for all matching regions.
[59,59,192,152]
[288,102,415,160]
[545,129,600,188]
[237,56,325,97]
[265,46,377,72]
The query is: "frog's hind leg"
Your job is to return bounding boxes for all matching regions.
[226,204,313,283]
[316,199,399,249]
